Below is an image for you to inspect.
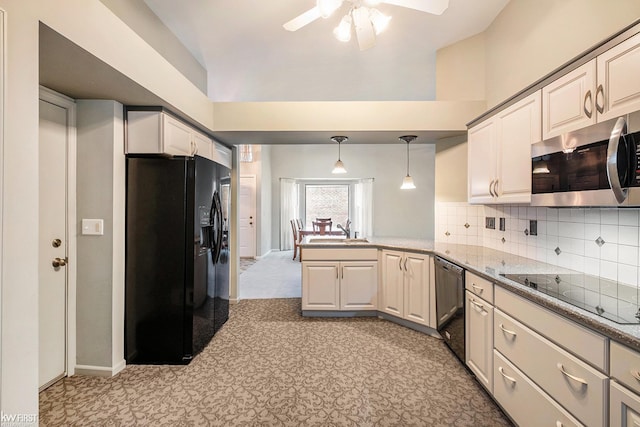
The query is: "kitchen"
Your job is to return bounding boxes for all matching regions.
[3,0,640,424]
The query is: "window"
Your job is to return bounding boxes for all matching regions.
[304,184,350,227]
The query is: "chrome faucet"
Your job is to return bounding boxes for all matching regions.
[336,223,350,238]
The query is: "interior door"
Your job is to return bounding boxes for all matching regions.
[39,97,70,389]
[239,175,256,258]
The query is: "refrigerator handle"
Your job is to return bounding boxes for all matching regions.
[212,191,223,263]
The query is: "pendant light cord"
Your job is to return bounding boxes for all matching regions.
[406,141,410,175]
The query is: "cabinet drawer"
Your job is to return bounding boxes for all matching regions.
[494,350,583,427]
[611,341,640,396]
[466,271,493,303]
[495,309,607,426]
[495,286,607,371]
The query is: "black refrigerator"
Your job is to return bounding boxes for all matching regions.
[125,155,230,364]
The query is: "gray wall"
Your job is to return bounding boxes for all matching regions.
[269,143,436,248]
[99,0,207,93]
[76,100,125,369]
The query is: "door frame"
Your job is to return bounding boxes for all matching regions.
[39,86,77,383]
[239,174,257,258]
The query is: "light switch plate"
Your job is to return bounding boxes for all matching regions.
[82,218,104,236]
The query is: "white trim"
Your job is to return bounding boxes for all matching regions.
[0,7,5,404]
[239,174,257,258]
[74,360,125,378]
[38,86,77,379]
[256,249,273,259]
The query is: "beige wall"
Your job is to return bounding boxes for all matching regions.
[485,0,640,107]
[99,0,207,93]
[435,136,468,203]
[436,32,486,102]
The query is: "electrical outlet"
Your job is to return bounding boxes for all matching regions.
[485,217,496,230]
[499,217,505,231]
[529,220,538,236]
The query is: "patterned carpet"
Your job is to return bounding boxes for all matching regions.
[40,299,512,426]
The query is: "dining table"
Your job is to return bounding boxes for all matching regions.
[298,228,344,238]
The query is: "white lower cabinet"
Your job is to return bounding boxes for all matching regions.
[494,350,584,427]
[302,260,377,311]
[465,290,493,392]
[380,250,433,327]
[611,381,640,427]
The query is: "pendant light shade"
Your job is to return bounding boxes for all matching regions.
[331,136,348,174]
[399,135,417,189]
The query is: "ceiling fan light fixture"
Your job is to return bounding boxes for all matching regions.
[364,0,382,5]
[333,14,352,42]
[317,0,343,18]
[369,8,391,34]
[399,135,417,190]
[331,136,348,174]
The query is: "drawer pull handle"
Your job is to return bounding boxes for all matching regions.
[471,284,484,293]
[470,299,484,310]
[499,323,517,337]
[630,369,640,382]
[557,363,588,386]
[498,366,517,385]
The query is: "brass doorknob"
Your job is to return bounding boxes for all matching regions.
[52,257,68,268]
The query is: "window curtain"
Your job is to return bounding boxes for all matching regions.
[354,178,373,238]
[280,178,299,250]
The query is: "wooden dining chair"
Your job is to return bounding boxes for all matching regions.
[296,218,304,231]
[290,219,300,260]
[314,218,332,233]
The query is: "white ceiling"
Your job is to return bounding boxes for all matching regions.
[144,0,510,102]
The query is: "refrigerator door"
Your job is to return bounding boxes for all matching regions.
[213,170,231,333]
[192,156,217,355]
[125,156,193,364]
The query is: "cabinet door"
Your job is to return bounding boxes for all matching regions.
[380,251,404,317]
[542,60,596,139]
[403,254,430,326]
[162,115,194,156]
[611,380,640,427]
[465,291,493,392]
[495,92,540,204]
[597,32,640,121]
[302,262,340,310]
[468,118,497,204]
[192,130,213,161]
[340,262,378,310]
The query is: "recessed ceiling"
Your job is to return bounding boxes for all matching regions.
[145,0,510,102]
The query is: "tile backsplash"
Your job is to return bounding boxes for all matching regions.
[435,202,640,287]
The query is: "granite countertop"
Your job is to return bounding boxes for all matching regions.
[301,235,640,352]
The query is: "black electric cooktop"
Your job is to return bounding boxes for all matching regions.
[500,273,640,325]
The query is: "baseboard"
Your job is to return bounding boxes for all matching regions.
[256,249,273,259]
[75,359,126,377]
[230,297,240,305]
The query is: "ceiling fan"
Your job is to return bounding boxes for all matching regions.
[283,0,449,51]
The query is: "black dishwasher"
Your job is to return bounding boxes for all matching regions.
[434,256,465,362]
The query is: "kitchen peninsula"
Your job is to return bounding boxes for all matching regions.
[301,236,640,426]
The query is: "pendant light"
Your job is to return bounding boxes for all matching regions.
[399,135,417,189]
[331,136,348,174]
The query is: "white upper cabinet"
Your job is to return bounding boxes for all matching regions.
[542,61,597,140]
[543,32,640,138]
[597,32,640,121]
[468,91,540,204]
[126,110,216,160]
[468,118,497,204]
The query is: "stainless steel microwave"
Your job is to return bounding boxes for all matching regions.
[531,112,640,207]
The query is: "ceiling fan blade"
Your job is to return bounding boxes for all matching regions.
[352,7,376,51]
[379,0,449,15]
[283,7,322,31]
